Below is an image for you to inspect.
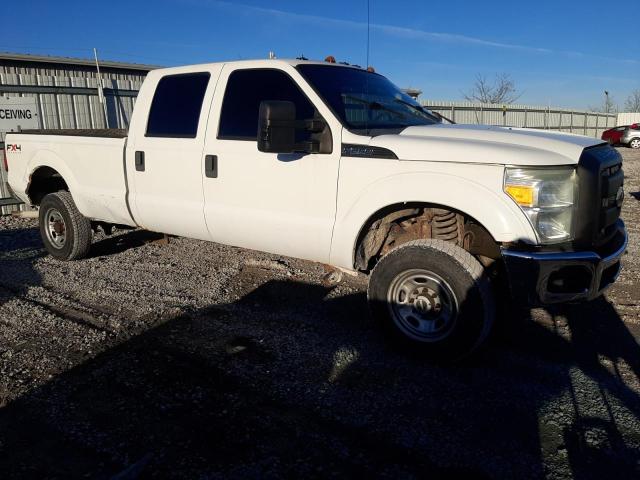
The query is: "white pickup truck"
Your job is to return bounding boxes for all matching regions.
[4,59,627,360]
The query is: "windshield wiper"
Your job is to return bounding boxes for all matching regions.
[344,95,404,119]
[393,99,444,123]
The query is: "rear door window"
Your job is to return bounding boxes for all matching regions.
[146,72,210,138]
[218,69,316,140]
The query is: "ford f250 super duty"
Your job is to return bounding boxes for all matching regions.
[5,59,628,361]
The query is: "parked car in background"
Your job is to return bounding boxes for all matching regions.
[601,126,626,145]
[621,123,640,149]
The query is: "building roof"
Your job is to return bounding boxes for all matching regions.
[0,52,160,71]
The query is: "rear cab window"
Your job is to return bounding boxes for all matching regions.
[146,72,210,138]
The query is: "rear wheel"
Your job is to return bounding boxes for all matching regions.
[629,138,640,149]
[367,239,495,362]
[39,191,92,260]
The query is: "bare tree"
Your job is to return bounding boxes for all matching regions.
[589,92,618,114]
[463,73,522,104]
[624,89,640,112]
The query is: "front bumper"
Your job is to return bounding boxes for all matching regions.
[501,221,628,305]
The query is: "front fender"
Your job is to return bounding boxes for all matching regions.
[329,170,537,270]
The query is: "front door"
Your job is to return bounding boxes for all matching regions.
[201,65,342,263]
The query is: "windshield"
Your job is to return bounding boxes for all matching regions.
[297,64,440,134]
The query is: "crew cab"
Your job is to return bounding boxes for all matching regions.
[5,59,628,361]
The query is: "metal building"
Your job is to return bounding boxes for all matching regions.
[0,52,156,139]
[0,52,156,213]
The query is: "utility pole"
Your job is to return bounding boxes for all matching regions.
[94,48,109,128]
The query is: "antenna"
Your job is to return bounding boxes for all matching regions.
[364,0,371,135]
[366,0,370,68]
[93,48,109,128]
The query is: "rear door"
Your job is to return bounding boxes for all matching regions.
[126,67,222,239]
[200,64,342,263]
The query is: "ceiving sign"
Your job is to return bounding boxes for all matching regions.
[0,96,40,134]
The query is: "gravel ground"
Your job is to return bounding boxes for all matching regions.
[1,147,639,479]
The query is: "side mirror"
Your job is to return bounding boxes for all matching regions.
[257,101,296,153]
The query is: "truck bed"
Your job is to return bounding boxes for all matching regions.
[6,130,134,226]
[17,129,127,138]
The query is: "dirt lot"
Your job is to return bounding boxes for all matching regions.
[1,148,639,479]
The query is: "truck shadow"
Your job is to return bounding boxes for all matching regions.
[88,229,165,258]
[0,263,639,478]
[0,226,44,410]
[508,299,640,479]
[0,226,43,295]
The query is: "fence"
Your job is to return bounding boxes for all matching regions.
[0,73,141,214]
[617,112,640,126]
[421,100,617,138]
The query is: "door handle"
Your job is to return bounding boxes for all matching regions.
[135,151,145,172]
[205,154,218,178]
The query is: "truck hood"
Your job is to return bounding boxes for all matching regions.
[365,124,604,166]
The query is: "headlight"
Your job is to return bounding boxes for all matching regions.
[504,167,576,244]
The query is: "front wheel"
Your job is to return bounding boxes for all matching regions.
[367,239,495,362]
[39,191,92,260]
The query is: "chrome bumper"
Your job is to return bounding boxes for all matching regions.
[501,221,628,305]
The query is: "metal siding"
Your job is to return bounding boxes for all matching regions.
[37,75,60,129]
[86,77,107,129]
[71,77,92,128]
[54,76,76,129]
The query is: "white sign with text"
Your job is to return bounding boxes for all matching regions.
[0,96,40,133]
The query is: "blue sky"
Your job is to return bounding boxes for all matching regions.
[2,0,638,109]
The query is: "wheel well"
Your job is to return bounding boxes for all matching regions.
[354,202,501,272]
[27,167,69,205]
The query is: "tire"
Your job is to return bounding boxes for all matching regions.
[39,191,92,260]
[629,138,640,149]
[367,239,495,362]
